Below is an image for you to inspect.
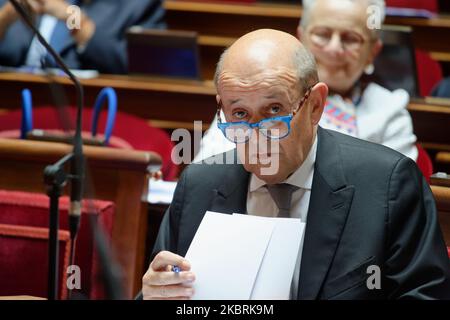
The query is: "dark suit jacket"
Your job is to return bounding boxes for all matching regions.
[149,127,450,299]
[432,77,450,98]
[0,0,165,73]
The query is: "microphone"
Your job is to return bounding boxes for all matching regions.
[8,0,84,241]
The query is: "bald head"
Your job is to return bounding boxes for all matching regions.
[215,29,318,92]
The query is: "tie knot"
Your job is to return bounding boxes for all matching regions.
[266,183,300,218]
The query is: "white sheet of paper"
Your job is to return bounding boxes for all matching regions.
[231,214,305,300]
[185,211,276,300]
[147,179,177,204]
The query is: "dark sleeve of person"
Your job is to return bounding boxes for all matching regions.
[384,157,450,299]
[431,77,450,98]
[78,0,166,74]
[134,167,186,300]
[150,165,188,261]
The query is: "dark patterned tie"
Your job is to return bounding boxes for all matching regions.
[266,183,299,218]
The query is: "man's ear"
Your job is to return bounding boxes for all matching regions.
[310,82,328,125]
[216,94,221,105]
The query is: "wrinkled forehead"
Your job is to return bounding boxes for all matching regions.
[217,67,301,103]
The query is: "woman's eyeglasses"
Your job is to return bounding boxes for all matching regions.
[309,27,368,52]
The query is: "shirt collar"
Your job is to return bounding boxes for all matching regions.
[249,134,318,192]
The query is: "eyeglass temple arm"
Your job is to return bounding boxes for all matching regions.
[293,86,314,115]
[216,101,223,124]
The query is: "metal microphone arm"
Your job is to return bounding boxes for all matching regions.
[9,0,84,236]
[9,0,84,299]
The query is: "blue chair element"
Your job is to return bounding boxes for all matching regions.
[20,87,117,144]
[91,87,117,145]
[21,89,33,139]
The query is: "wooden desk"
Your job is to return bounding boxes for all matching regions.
[431,173,450,187]
[0,138,161,299]
[436,152,450,173]
[408,97,450,154]
[0,72,449,153]
[0,73,216,129]
[165,0,450,65]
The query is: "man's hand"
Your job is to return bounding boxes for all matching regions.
[26,0,69,21]
[142,251,196,300]
[25,0,95,47]
[0,2,20,25]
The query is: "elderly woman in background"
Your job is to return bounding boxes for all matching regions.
[194,0,418,162]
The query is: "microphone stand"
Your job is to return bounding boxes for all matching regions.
[8,0,84,300]
[45,76,126,300]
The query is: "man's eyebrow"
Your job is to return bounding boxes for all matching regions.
[228,98,241,105]
[264,94,279,99]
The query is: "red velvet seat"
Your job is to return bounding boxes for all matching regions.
[0,223,71,299]
[0,190,114,299]
[0,106,178,180]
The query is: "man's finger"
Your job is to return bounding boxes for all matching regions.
[144,271,195,286]
[148,284,195,299]
[25,0,40,11]
[150,251,190,271]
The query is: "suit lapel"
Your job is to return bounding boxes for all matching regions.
[298,128,355,299]
[209,155,250,215]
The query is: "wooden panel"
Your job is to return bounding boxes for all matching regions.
[431,173,450,187]
[0,73,449,153]
[0,138,162,298]
[165,0,450,59]
[0,73,217,124]
[436,152,450,174]
[408,99,450,149]
[165,1,300,38]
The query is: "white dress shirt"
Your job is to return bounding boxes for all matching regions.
[25,15,58,67]
[246,135,318,299]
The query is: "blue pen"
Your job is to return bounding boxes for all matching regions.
[172,265,181,273]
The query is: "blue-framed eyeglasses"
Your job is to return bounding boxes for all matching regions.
[216,86,313,144]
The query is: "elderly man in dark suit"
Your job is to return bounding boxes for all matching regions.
[141,29,450,300]
[0,0,165,73]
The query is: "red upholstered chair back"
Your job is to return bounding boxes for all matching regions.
[0,190,115,299]
[416,144,433,183]
[386,0,438,12]
[415,50,443,97]
[0,106,178,180]
[0,223,71,299]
